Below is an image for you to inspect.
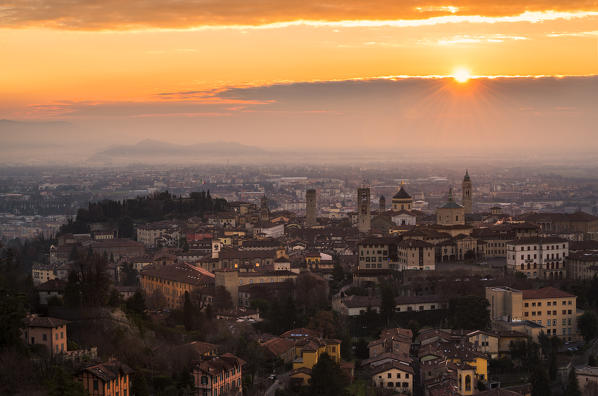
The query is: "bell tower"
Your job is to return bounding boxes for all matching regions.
[462,170,472,214]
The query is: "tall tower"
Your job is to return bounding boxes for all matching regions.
[357,187,371,233]
[379,195,386,212]
[462,170,472,214]
[305,189,317,227]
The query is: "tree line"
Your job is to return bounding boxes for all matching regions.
[59,190,228,235]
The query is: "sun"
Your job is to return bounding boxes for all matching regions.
[453,68,471,83]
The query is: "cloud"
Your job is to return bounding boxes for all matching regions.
[7,76,597,156]
[2,1,598,30]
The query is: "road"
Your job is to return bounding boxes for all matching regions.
[264,372,290,396]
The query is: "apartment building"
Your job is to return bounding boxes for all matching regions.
[486,286,578,341]
[22,315,68,357]
[567,251,598,280]
[77,359,133,396]
[506,237,568,279]
[140,263,215,309]
[192,354,245,396]
[397,239,435,271]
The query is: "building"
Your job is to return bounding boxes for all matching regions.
[22,315,68,357]
[358,238,396,270]
[357,187,371,233]
[567,251,598,280]
[370,361,414,395]
[462,170,472,214]
[368,328,412,358]
[77,359,133,396]
[379,195,386,212]
[192,354,245,396]
[136,221,180,248]
[305,189,317,227]
[37,279,66,305]
[486,286,578,341]
[140,263,215,309]
[397,239,435,271]
[392,185,413,211]
[32,262,57,286]
[90,239,145,260]
[506,237,568,279]
[437,189,465,226]
[576,366,598,394]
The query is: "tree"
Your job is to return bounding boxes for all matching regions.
[126,290,147,317]
[549,351,557,381]
[380,285,395,327]
[183,291,194,331]
[213,286,233,311]
[130,373,150,396]
[64,271,81,308]
[578,311,598,343]
[309,353,349,396]
[45,366,87,396]
[107,288,121,307]
[448,295,490,330]
[308,311,337,338]
[0,289,25,349]
[355,338,369,360]
[530,366,551,396]
[565,368,581,396]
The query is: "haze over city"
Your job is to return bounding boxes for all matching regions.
[2,1,598,396]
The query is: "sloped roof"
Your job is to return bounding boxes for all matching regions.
[25,316,68,328]
[522,287,575,300]
[393,186,412,200]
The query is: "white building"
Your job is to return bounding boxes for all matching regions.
[507,237,568,279]
[391,211,416,226]
[136,221,180,248]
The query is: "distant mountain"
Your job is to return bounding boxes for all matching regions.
[89,139,267,163]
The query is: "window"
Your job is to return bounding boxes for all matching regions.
[43,334,47,341]
[93,380,98,391]
[396,373,401,378]
[525,303,529,307]
[388,373,392,378]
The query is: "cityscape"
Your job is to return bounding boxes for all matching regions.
[2,1,598,396]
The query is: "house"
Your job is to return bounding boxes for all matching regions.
[368,328,412,358]
[22,315,68,357]
[37,279,67,305]
[370,361,414,395]
[261,337,296,363]
[486,286,578,341]
[32,262,57,286]
[192,354,245,396]
[77,359,133,396]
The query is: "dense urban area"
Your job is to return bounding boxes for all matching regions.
[2,164,598,396]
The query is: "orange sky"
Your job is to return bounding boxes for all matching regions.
[2,2,598,116]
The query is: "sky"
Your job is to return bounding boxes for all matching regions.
[1,1,598,160]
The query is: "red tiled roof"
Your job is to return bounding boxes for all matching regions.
[522,287,575,300]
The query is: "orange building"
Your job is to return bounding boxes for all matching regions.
[77,359,133,396]
[140,263,215,309]
[192,353,245,396]
[22,315,68,357]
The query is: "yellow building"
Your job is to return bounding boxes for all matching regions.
[486,286,578,342]
[392,185,413,211]
[281,328,342,385]
[370,362,414,395]
[140,263,215,309]
[436,188,465,226]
